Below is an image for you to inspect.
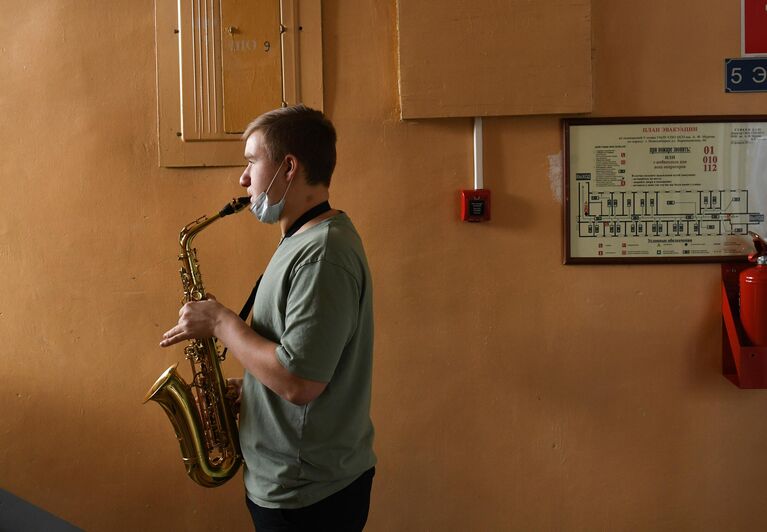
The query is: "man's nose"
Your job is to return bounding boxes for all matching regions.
[239,169,250,187]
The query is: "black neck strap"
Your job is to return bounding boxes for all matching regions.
[284,201,332,239]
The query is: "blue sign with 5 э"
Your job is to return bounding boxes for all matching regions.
[725,58,767,92]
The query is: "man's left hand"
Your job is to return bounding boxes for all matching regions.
[160,294,229,347]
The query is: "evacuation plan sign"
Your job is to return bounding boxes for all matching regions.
[564,117,767,263]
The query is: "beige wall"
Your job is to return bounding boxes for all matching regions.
[2,1,767,530]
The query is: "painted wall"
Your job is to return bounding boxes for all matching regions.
[1,1,766,530]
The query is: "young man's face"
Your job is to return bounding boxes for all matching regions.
[240,131,286,203]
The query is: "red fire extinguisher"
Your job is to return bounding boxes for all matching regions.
[740,232,767,346]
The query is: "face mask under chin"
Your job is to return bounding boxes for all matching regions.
[249,160,290,224]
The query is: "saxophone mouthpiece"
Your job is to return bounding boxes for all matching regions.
[219,196,252,217]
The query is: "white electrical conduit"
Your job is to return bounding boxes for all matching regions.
[473,117,484,190]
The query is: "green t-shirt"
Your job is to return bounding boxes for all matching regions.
[240,212,376,509]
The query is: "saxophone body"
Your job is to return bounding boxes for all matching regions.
[144,196,250,487]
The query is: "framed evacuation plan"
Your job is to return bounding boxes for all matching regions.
[563,116,767,264]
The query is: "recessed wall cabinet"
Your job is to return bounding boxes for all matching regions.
[155,0,323,167]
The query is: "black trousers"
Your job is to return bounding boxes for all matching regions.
[246,468,375,532]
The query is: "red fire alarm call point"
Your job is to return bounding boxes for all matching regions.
[461,189,491,222]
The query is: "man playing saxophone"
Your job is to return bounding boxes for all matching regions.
[160,105,376,531]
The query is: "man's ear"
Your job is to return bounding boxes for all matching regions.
[285,155,299,180]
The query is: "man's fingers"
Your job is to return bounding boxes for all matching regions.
[160,334,182,347]
[160,326,188,347]
[162,325,181,339]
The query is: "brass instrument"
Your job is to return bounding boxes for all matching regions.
[144,196,250,487]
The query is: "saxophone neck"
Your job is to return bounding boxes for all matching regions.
[179,215,216,252]
[179,196,250,250]
[177,196,251,302]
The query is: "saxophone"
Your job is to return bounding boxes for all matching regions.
[144,196,250,487]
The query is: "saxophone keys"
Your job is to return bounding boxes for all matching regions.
[184,344,196,359]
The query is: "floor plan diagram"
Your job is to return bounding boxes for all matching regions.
[565,119,767,261]
[576,181,765,239]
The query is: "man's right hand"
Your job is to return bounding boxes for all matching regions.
[226,378,243,418]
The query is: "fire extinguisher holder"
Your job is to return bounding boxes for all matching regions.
[721,263,767,388]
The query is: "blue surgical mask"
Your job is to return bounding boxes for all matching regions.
[249,160,291,224]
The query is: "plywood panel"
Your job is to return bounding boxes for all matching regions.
[396,0,592,119]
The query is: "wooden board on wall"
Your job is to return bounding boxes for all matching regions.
[396,0,593,119]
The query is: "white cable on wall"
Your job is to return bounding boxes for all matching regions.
[473,116,484,190]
